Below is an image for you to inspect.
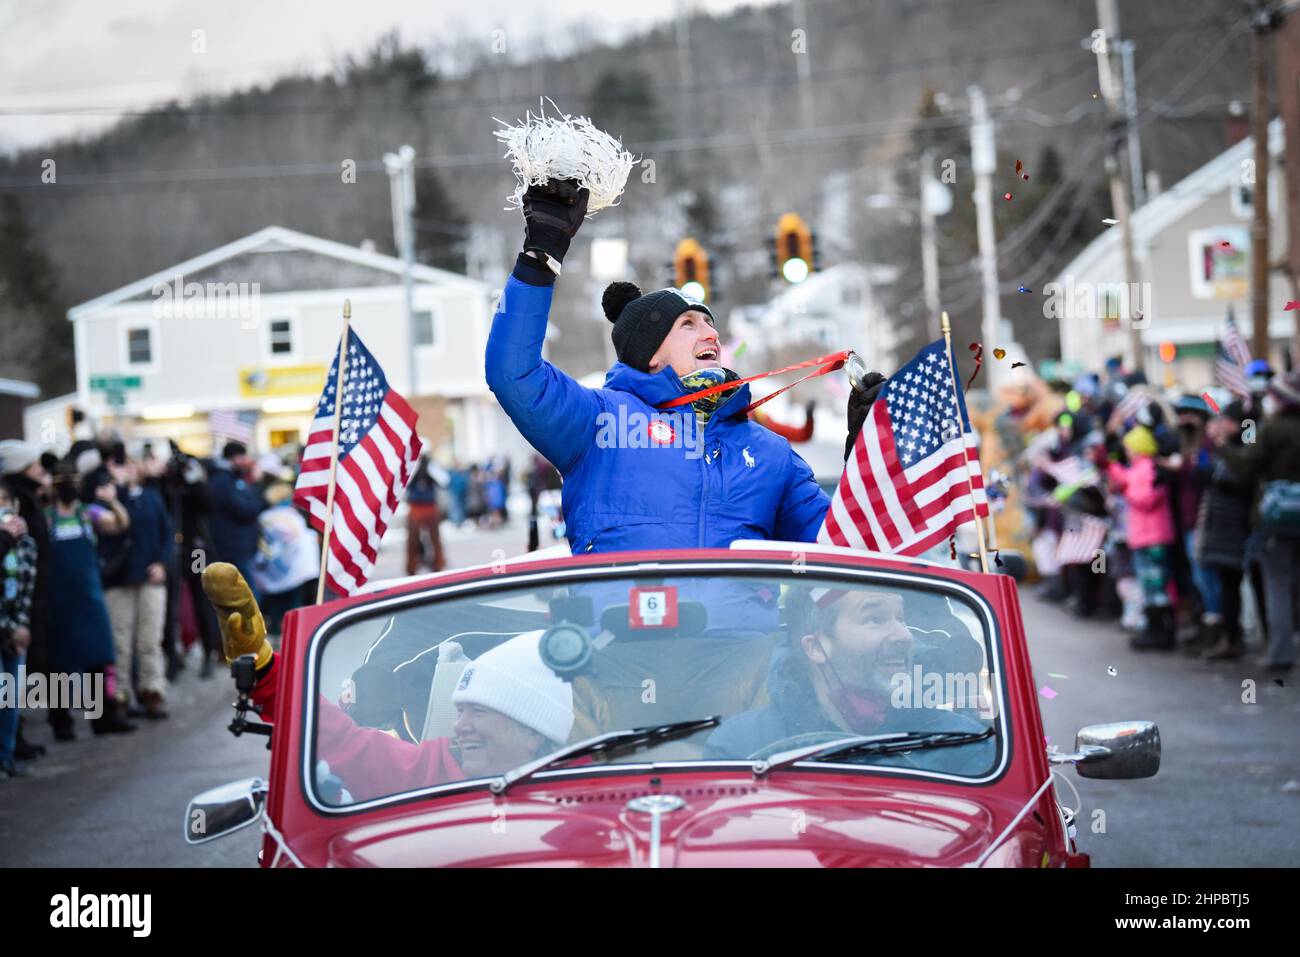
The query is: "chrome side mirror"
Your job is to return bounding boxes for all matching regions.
[184,777,268,845]
[1050,721,1160,779]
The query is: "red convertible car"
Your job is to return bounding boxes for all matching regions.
[185,541,1159,867]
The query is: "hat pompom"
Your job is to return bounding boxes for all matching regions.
[602,281,642,323]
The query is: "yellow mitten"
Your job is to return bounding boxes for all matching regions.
[201,563,273,668]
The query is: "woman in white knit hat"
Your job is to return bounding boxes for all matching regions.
[202,560,574,803]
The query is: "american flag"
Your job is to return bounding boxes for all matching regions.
[209,409,254,444]
[1112,387,1151,426]
[1056,515,1109,565]
[293,329,422,597]
[818,339,988,556]
[1215,308,1252,400]
[1042,455,1097,487]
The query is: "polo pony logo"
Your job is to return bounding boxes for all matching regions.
[742,447,755,468]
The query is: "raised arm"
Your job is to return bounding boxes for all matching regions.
[485,180,602,474]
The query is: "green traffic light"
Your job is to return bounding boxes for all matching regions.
[781,257,810,283]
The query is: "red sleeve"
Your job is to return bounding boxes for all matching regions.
[250,653,465,802]
[316,697,465,802]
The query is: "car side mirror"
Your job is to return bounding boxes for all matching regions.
[185,777,268,845]
[1053,721,1160,779]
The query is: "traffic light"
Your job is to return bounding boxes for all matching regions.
[774,213,814,283]
[1158,341,1177,363]
[673,237,710,302]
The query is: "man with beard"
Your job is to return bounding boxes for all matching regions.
[705,587,995,775]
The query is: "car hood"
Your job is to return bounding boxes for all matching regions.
[325,775,1023,868]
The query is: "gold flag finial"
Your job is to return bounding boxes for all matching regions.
[343,298,351,320]
[940,310,951,335]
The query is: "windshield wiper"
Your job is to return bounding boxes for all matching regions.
[753,727,995,777]
[490,716,721,795]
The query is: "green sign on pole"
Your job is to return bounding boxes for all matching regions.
[90,374,142,391]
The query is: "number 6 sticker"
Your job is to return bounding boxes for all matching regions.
[629,586,679,629]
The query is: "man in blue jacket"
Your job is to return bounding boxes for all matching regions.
[486,181,873,563]
[206,442,267,598]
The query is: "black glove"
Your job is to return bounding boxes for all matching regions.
[522,178,590,270]
[845,372,887,461]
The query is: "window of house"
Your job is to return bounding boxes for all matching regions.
[268,318,294,356]
[414,309,435,347]
[126,327,152,366]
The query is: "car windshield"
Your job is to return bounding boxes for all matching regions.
[307,567,1006,809]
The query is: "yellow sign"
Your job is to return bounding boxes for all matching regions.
[238,364,327,399]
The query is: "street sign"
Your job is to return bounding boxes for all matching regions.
[105,389,127,409]
[90,374,142,391]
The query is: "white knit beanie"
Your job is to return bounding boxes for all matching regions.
[451,630,574,745]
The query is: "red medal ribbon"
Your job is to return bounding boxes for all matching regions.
[656,349,851,414]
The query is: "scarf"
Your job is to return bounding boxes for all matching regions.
[679,368,742,426]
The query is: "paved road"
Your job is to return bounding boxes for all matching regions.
[3,521,1297,867]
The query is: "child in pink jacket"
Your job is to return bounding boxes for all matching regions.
[1108,426,1176,649]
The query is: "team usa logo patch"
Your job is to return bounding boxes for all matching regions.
[456,667,474,691]
[648,419,675,445]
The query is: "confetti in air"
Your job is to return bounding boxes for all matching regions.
[1039,686,1058,700]
[1106,666,1117,676]
[1202,391,1220,413]
[1220,240,1232,248]
[1048,673,1069,680]
[1011,361,1027,369]
[1102,218,1119,225]
[733,341,748,358]
[992,348,1006,360]
[1017,285,1032,293]
[1015,159,1028,181]
[965,343,984,391]
[1285,301,1300,311]
[1003,192,1013,201]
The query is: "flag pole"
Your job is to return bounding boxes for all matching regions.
[315,298,352,604]
[940,310,991,574]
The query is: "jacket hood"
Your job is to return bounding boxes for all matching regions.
[602,362,752,423]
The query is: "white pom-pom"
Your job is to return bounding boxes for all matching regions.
[494,98,636,213]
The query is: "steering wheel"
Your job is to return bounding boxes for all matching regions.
[745,730,924,770]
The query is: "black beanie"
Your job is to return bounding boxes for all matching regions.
[602,282,715,372]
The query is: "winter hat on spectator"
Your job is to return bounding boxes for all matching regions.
[602,282,715,373]
[1268,369,1300,408]
[0,440,41,476]
[451,630,573,745]
[74,447,103,476]
[1122,425,1157,457]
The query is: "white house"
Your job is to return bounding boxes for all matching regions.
[1054,118,1292,385]
[728,262,901,371]
[59,226,526,465]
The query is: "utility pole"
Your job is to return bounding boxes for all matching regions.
[792,0,815,123]
[1093,0,1144,374]
[968,86,1003,389]
[1250,1,1280,362]
[383,145,420,398]
[919,150,944,343]
[1118,39,1146,208]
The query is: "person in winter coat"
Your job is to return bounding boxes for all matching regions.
[704,587,994,774]
[485,180,876,560]
[0,477,37,777]
[46,467,136,736]
[251,481,319,636]
[1193,401,1254,661]
[206,442,267,597]
[100,458,174,719]
[202,563,573,804]
[1108,425,1177,650]
[1209,370,1300,672]
[404,454,446,574]
[0,440,54,754]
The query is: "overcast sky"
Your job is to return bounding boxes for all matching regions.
[0,0,781,153]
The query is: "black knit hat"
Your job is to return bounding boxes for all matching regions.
[602,282,715,372]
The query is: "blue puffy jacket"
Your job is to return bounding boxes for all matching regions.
[485,269,830,557]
